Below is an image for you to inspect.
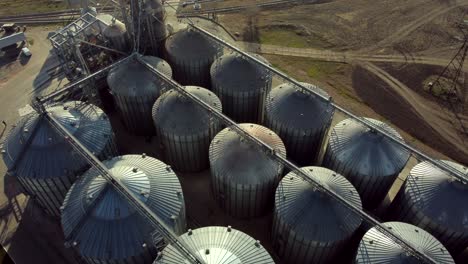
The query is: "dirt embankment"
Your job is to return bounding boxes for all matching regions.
[352,64,468,164]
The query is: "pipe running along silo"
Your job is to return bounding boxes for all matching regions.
[154,226,275,263]
[265,82,334,165]
[210,53,272,123]
[323,117,410,210]
[164,27,222,88]
[209,124,286,218]
[107,55,173,136]
[1,101,115,217]
[152,86,222,172]
[272,166,362,264]
[390,160,468,256]
[142,0,167,55]
[61,154,186,264]
[355,221,454,263]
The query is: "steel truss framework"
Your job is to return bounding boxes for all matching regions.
[20,2,468,264]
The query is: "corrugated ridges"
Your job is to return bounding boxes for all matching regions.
[2,101,114,181]
[164,27,222,87]
[153,86,221,134]
[155,226,274,264]
[107,55,173,135]
[210,53,271,92]
[107,56,172,97]
[153,86,222,172]
[210,53,272,123]
[272,166,361,263]
[209,124,286,217]
[210,124,286,185]
[265,82,334,165]
[323,117,410,209]
[356,222,454,263]
[391,160,468,255]
[165,27,221,60]
[275,166,362,241]
[61,155,186,262]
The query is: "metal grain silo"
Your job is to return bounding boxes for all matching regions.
[265,82,334,165]
[209,124,286,218]
[390,160,468,256]
[356,221,454,263]
[323,117,410,210]
[272,166,362,264]
[210,53,272,123]
[142,0,167,54]
[164,27,222,88]
[1,101,116,217]
[103,19,129,53]
[154,226,274,264]
[107,55,173,136]
[152,86,222,172]
[61,154,186,264]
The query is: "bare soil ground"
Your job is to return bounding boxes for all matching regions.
[220,0,467,53]
[218,0,468,164]
[0,1,67,16]
[263,55,459,161]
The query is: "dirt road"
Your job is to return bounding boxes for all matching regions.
[359,61,468,161]
[368,0,468,51]
[240,41,468,69]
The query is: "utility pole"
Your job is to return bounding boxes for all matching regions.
[428,21,468,136]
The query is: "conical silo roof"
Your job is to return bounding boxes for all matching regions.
[210,53,271,93]
[152,86,221,135]
[107,56,172,98]
[324,117,410,209]
[165,27,220,62]
[396,160,468,254]
[266,82,333,130]
[275,166,362,244]
[404,160,467,233]
[356,222,454,263]
[61,155,186,262]
[154,226,274,263]
[326,118,410,177]
[210,124,286,185]
[1,101,113,180]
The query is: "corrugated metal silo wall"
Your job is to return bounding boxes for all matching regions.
[113,93,159,136]
[211,79,272,124]
[164,54,216,89]
[17,138,116,217]
[390,183,468,256]
[16,171,78,217]
[265,117,332,166]
[272,213,350,264]
[211,177,279,218]
[81,248,157,264]
[157,122,221,172]
[322,148,401,209]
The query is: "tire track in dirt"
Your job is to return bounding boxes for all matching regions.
[359,61,468,159]
[367,0,468,51]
